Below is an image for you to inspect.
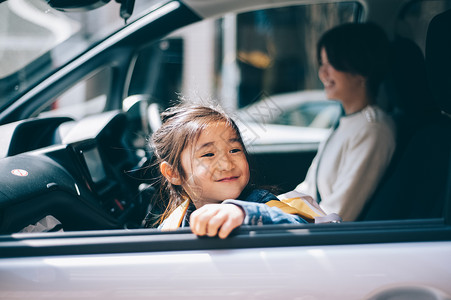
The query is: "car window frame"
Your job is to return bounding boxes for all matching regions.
[1,216,450,258]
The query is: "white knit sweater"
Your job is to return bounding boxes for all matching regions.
[295,105,396,221]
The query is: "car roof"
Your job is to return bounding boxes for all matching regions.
[183,0,365,18]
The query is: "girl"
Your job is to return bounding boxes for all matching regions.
[150,102,327,239]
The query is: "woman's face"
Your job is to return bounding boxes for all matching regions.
[318,48,365,103]
[180,121,250,208]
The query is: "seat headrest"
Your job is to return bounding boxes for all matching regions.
[386,37,432,116]
[426,9,451,114]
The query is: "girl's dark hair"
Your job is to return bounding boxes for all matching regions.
[317,22,390,100]
[150,101,248,223]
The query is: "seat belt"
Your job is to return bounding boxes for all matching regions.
[160,198,190,231]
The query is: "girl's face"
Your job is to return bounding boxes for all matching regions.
[318,47,365,103]
[180,121,250,208]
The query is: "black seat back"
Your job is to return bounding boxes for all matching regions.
[426,9,451,114]
[357,12,451,221]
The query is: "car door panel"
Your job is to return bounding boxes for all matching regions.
[1,221,451,299]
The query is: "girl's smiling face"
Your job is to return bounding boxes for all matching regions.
[180,121,250,208]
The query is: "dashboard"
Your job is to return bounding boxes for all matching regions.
[0,110,154,234]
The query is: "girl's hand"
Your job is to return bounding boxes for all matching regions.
[190,204,245,239]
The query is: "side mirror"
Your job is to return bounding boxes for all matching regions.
[45,0,135,22]
[45,0,111,11]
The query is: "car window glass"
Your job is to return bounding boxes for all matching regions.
[128,2,361,139]
[0,0,164,112]
[0,1,79,78]
[37,67,111,119]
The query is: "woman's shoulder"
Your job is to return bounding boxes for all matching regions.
[343,106,395,131]
[339,106,395,147]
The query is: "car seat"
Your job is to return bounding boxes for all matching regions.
[357,12,451,221]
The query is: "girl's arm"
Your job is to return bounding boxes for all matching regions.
[189,200,307,239]
[223,199,308,225]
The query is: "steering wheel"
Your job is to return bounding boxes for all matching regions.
[146,102,162,133]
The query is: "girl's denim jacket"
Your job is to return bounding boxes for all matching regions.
[178,189,308,228]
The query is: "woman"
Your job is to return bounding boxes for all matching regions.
[292,23,396,221]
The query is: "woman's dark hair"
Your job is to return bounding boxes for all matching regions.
[317,22,390,99]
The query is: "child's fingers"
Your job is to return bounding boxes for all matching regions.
[190,205,219,236]
[204,205,243,237]
[205,211,227,237]
[190,204,245,238]
[203,205,242,238]
[217,219,237,239]
[217,206,244,239]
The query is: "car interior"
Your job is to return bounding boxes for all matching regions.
[358,14,451,221]
[0,0,449,236]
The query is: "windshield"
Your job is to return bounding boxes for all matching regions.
[0,0,165,111]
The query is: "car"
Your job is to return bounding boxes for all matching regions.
[235,89,341,154]
[0,0,450,299]
[236,90,341,129]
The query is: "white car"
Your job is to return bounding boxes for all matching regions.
[0,0,450,299]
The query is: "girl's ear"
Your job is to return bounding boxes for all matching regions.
[160,161,182,185]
